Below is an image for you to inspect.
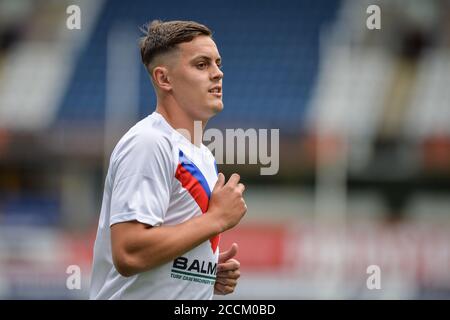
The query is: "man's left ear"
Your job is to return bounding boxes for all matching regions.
[153,66,172,91]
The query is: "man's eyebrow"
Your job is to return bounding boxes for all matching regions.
[190,55,222,63]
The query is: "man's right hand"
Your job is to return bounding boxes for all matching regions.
[208,173,247,232]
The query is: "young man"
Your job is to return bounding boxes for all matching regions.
[89,20,247,299]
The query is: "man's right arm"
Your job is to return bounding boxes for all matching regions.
[111,173,246,277]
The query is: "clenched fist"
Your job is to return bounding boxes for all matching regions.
[208,173,247,232]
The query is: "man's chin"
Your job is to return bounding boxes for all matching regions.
[211,102,224,114]
[199,103,223,121]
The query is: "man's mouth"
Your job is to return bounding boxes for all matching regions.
[208,86,222,97]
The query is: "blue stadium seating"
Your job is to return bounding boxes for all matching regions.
[0,194,60,226]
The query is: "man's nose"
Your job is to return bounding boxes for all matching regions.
[211,65,223,80]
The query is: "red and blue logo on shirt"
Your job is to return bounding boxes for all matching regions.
[175,149,220,253]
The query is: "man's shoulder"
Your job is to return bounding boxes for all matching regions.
[113,115,175,160]
[128,115,173,143]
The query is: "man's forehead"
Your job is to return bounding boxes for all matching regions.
[179,36,221,60]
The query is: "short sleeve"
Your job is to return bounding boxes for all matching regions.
[109,130,174,227]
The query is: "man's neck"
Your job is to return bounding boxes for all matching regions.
[156,102,206,147]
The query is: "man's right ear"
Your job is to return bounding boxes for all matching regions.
[153,67,172,91]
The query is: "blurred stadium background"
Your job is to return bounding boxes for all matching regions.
[0,0,450,299]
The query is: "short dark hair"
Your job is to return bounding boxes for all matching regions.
[139,20,212,70]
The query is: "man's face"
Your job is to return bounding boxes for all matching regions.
[168,35,224,121]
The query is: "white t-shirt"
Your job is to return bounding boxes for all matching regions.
[89,111,220,300]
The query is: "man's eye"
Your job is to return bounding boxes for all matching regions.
[197,63,207,69]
